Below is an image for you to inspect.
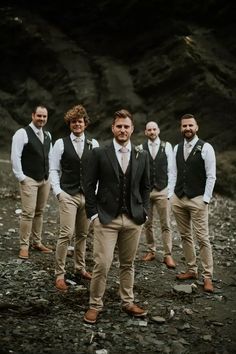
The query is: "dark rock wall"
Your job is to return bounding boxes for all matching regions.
[0,1,236,195]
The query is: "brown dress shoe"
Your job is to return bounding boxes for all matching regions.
[163,255,176,269]
[203,278,214,293]
[19,249,29,259]
[55,278,68,291]
[122,304,148,317]
[84,308,99,324]
[67,250,74,257]
[32,244,53,254]
[142,252,156,261]
[176,272,198,280]
[80,270,92,280]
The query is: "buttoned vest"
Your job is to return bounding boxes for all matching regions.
[143,141,168,191]
[21,126,51,181]
[117,160,132,217]
[174,139,206,198]
[60,135,94,195]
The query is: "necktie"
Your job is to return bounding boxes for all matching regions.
[150,142,157,159]
[75,138,83,158]
[37,130,44,143]
[120,147,129,173]
[184,143,191,160]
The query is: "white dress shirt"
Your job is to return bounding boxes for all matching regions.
[169,135,216,203]
[11,122,52,182]
[113,139,131,169]
[50,132,99,196]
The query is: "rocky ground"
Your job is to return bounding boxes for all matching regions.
[0,157,236,354]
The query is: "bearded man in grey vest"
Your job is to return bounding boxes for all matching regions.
[141,121,176,268]
[50,104,99,291]
[169,114,216,292]
[11,104,53,260]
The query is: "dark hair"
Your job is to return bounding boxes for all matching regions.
[113,109,134,124]
[33,105,47,113]
[180,113,196,121]
[64,104,90,126]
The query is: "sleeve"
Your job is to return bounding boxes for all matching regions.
[11,128,28,182]
[202,143,216,203]
[49,139,64,196]
[168,144,178,198]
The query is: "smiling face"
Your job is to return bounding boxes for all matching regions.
[32,106,48,129]
[145,121,160,141]
[69,117,87,137]
[181,117,198,141]
[112,116,134,146]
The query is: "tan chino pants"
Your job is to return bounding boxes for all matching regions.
[89,214,142,311]
[144,187,172,256]
[171,194,213,279]
[55,191,89,278]
[19,177,50,250]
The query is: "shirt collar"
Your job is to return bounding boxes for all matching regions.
[71,132,85,142]
[184,135,198,147]
[148,137,160,146]
[113,139,131,153]
[30,122,43,135]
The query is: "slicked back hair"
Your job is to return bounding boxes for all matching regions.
[180,113,196,122]
[113,109,134,125]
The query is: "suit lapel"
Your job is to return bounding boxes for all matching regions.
[105,143,120,180]
[131,146,139,183]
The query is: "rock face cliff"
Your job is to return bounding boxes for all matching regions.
[0,1,235,195]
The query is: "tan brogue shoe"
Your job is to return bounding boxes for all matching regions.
[122,304,148,317]
[163,255,176,269]
[176,272,198,280]
[203,278,214,293]
[55,278,68,291]
[142,252,156,261]
[19,249,29,259]
[84,308,99,324]
[80,270,92,280]
[32,243,53,254]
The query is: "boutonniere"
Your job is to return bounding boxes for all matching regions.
[193,145,202,155]
[87,139,93,150]
[135,144,143,158]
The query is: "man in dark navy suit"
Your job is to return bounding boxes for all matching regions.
[83,109,150,324]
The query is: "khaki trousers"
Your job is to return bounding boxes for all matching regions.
[144,188,172,256]
[19,177,50,249]
[55,191,89,278]
[89,214,142,311]
[171,194,213,279]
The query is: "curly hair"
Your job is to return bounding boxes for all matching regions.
[64,104,90,126]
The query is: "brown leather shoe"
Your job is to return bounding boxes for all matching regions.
[67,250,74,257]
[142,252,155,261]
[32,244,53,254]
[163,255,176,269]
[84,308,99,324]
[80,270,92,280]
[203,278,214,293]
[176,272,198,280]
[19,249,29,259]
[55,278,68,291]
[122,304,148,317]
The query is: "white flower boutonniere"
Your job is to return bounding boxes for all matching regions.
[87,139,93,150]
[193,145,202,155]
[135,144,143,158]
